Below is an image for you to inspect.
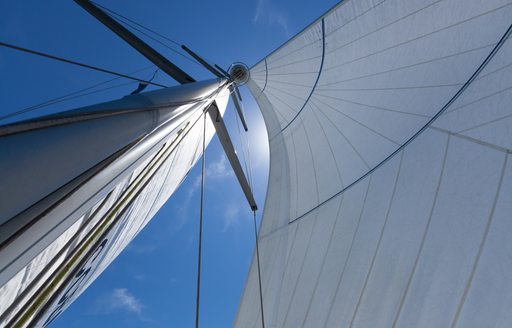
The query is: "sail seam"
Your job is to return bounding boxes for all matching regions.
[317,42,495,87]
[450,153,509,328]
[349,151,404,327]
[323,176,373,328]
[270,222,300,327]
[311,99,371,169]
[312,95,402,145]
[0,139,139,250]
[0,190,116,324]
[0,104,208,279]
[429,126,511,153]
[313,92,431,118]
[323,2,512,73]
[22,120,190,326]
[281,119,321,325]
[309,101,345,186]
[277,19,326,135]
[446,84,512,116]
[257,59,269,99]
[391,133,451,328]
[282,209,320,327]
[250,0,384,68]
[287,21,512,225]
[301,192,345,326]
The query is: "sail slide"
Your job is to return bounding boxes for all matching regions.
[0,78,229,327]
[237,0,512,327]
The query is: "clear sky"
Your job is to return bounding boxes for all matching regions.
[0,0,337,327]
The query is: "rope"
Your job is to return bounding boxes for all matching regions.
[90,1,202,68]
[232,87,262,326]
[130,68,160,95]
[195,111,207,328]
[0,41,167,87]
[91,1,180,47]
[253,210,266,328]
[0,66,155,122]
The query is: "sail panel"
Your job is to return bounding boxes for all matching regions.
[0,82,229,327]
[237,0,512,327]
[0,79,223,225]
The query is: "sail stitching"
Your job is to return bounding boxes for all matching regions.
[324,2,512,72]
[313,92,431,119]
[286,21,512,226]
[278,19,326,134]
[390,133,451,328]
[250,0,386,68]
[301,192,345,325]
[281,118,321,324]
[450,153,509,327]
[309,102,345,187]
[0,191,115,323]
[324,0,444,59]
[429,126,512,153]
[312,95,401,145]
[445,84,512,116]
[265,0,436,72]
[0,104,208,278]
[20,121,189,326]
[263,88,302,127]
[349,151,405,327]
[322,176,372,327]
[317,42,495,87]
[264,80,308,101]
[310,98,371,170]
[281,209,320,326]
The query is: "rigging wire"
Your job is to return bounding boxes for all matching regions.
[195,111,207,328]
[253,210,266,328]
[90,1,202,68]
[0,65,156,122]
[91,0,179,47]
[0,41,167,88]
[231,89,264,327]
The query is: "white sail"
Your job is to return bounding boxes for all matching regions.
[237,0,512,327]
[0,79,229,327]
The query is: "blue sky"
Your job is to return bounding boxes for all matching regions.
[0,0,337,326]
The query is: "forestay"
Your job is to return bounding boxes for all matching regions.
[236,0,512,327]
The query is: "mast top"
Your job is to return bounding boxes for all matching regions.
[228,63,250,86]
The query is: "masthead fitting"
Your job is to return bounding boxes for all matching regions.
[229,62,250,86]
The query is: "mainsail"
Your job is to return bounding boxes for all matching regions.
[237,0,512,327]
[0,79,230,327]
